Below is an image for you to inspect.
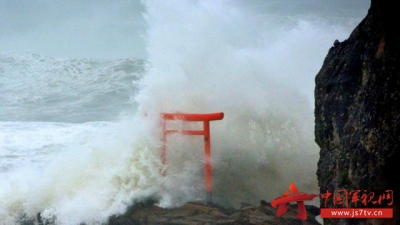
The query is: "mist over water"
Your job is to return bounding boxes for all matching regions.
[0,0,369,224]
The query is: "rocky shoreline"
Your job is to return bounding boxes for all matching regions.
[21,199,320,225]
[107,200,321,225]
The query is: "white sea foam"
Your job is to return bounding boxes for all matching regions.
[0,119,163,225]
[0,1,365,224]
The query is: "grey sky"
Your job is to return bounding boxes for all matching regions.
[0,0,369,60]
[0,0,147,59]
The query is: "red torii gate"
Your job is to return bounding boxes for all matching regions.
[160,112,224,204]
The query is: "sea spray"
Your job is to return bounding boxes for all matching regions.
[136,0,356,207]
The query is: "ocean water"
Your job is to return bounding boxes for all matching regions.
[0,1,367,224]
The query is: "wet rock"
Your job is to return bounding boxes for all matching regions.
[315,0,400,224]
[107,200,321,225]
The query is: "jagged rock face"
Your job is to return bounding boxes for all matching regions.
[315,0,400,224]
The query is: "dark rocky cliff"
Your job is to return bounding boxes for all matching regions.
[315,0,400,224]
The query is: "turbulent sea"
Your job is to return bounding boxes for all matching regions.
[0,1,366,224]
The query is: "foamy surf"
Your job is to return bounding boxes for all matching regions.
[0,119,163,225]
